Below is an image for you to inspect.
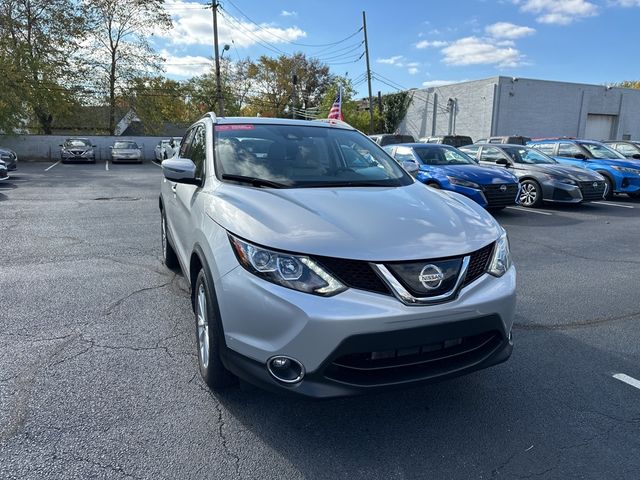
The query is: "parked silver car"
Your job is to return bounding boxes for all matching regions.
[0,147,17,170]
[160,114,516,398]
[60,138,95,163]
[155,137,182,161]
[110,141,143,163]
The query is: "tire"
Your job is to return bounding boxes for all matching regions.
[161,209,179,269]
[600,174,614,200]
[519,179,543,208]
[426,182,440,189]
[194,269,236,390]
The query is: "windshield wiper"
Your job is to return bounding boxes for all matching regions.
[221,174,288,189]
[302,181,397,188]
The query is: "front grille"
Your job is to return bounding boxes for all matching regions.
[579,181,606,201]
[313,257,391,295]
[325,331,503,386]
[461,242,494,287]
[482,183,519,207]
[386,257,463,298]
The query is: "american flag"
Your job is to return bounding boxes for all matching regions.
[327,86,344,121]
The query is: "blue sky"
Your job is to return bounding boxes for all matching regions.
[155,0,640,96]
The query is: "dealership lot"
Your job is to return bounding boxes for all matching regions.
[1,162,639,479]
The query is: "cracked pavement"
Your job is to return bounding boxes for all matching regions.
[1,162,639,479]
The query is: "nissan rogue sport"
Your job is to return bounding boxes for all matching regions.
[160,114,516,398]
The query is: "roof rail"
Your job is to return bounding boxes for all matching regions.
[313,118,353,129]
[200,111,218,123]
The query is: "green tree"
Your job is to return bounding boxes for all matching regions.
[615,81,640,89]
[84,0,172,134]
[0,0,86,133]
[381,91,413,134]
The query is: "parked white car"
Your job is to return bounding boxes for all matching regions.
[155,137,182,162]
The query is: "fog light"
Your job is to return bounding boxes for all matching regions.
[267,356,305,384]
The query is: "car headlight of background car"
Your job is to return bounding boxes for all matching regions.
[447,176,480,189]
[488,230,512,277]
[612,166,640,175]
[229,235,346,296]
[555,177,578,185]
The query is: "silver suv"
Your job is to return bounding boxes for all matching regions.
[160,114,516,398]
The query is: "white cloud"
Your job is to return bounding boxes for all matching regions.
[441,36,524,67]
[160,1,306,47]
[281,10,298,17]
[408,67,419,75]
[421,80,469,88]
[612,0,640,5]
[485,22,536,39]
[514,0,598,24]
[415,40,449,49]
[161,50,212,77]
[377,55,405,65]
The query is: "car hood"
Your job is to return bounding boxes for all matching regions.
[524,163,603,180]
[207,182,501,261]
[421,164,517,184]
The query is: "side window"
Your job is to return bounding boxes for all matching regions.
[480,146,505,163]
[394,146,416,163]
[461,145,480,159]
[557,143,582,157]
[532,143,555,156]
[179,128,195,158]
[189,126,207,179]
[617,144,637,157]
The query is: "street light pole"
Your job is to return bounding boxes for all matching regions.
[212,0,224,116]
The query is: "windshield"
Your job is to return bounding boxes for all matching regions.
[502,146,557,164]
[65,139,90,148]
[215,124,412,188]
[414,146,476,165]
[581,142,626,159]
[113,141,138,149]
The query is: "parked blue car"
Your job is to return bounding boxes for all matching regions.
[383,143,520,209]
[528,139,640,199]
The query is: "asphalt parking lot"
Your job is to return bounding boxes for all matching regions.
[1,161,639,479]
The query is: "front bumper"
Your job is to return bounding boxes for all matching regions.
[540,179,606,203]
[216,264,516,398]
[615,175,640,194]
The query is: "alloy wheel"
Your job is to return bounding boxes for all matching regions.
[196,283,210,369]
[520,182,537,207]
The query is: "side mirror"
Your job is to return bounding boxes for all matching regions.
[162,157,201,185]
[401,160,420,175]
[496,158,511,167]
[632,154,640,160]
[58,144,63,147]
[109,146,113,149]
[574,153,587,160]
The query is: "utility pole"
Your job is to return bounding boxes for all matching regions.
[212,1,224,115]
[377,90,383,132]
[362,11,374,133]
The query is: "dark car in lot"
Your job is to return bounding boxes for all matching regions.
[418,135,473,148]
[0,147,18,170]
[528,139,640,200]
[461,144,607,207]
[60,138,96,163]
[603,141,640,160]
[369,134,415,146]
[384,143,520,210]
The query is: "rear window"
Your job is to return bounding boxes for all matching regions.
[379,135,415,146]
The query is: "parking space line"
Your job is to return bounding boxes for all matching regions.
[45,161,61,171]
[152,161,162,168]
[507,207,553,216]
[592,201,634,209]
[613,373,640,391]
[105,160,109,171]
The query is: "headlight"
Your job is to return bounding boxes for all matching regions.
[556,177,577,185]
[488,230,512,277]
[612,166,640,175]
[447,176,480,189]
[229,235,346,296]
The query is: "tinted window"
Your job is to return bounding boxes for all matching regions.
[65,139,91,147]
[414,146,475,165]
[215,124,411,188]
[616,143,640,157]
[379,135,415,146]
[557,143,583,157]
[190,126,206,178]
[580,142,625,159]
[480,146,506,163]
[179,128,195,158]
[532,143,556,156]
[459,145,480,159]
[394,147,417,163]
[502,146,556,165]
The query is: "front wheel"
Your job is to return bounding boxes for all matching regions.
[426,182,440,189]
[194,269,236,390]
[601,175,614,200]
[519,179,543,208]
